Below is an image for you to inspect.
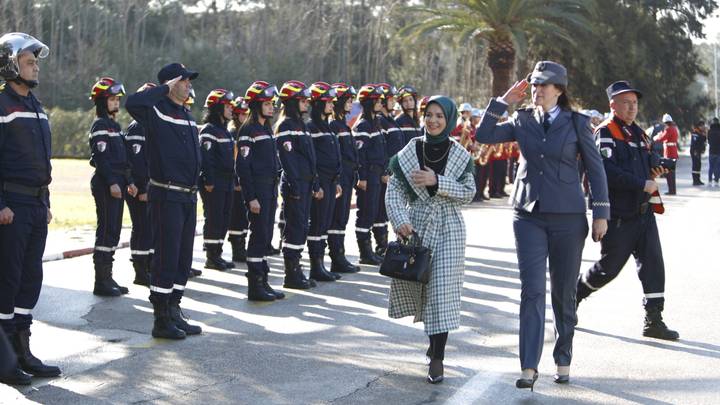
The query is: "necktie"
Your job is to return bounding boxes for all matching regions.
[543,113,551,132]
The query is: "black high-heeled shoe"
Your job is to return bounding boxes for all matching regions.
[553,374,570,384]
[515,371,538,391]
[426,359,444,384]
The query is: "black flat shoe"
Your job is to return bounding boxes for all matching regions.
[427,359,444,384]
[553,374,570,384]
[515,371,538,392]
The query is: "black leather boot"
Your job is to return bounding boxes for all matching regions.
[329,247,360,274]
[149,295,186,340]
[107,263,129,294]
[132,257,150,286]
[0,366,32,385]
[93,263,122,296]
[168,297,202,335]
[231,236,247,263]
[358,239,382,265]
[247,273,276,301]
[12,329,61,377]
[218,245,234,269]
[283,257,313,289]
[262,264,285,299]
[204,245,227,271]
[643,306,679,340]
[309,255,338,282]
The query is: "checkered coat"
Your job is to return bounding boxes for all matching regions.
[385,138,476,335]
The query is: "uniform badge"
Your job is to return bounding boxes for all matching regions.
[132,144,142,154]
[96,141,107,153]
[600,147,612,159]
[203,141,212,151]
[240,146,250,158]
[283,141,293,152]
[355,140,364,149]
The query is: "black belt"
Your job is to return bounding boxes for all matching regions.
[2,182,49,198]
[149,179,198,194]
[111,168,131,177]
[215,172,235,180]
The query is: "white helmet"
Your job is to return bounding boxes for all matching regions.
[0,32,49,81]
[662,113,673,123]
[459,102,472,112]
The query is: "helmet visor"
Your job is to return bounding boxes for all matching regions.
[109,83,126,96]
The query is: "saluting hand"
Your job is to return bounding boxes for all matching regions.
[500,80,529,105]
[166,75,183,92]
[592,218,608,242]
[410,167,437,186]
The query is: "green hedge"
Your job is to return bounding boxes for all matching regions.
[49,108,133,158]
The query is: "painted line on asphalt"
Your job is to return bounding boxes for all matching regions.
[445,370,502,404]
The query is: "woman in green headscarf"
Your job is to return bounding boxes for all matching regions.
[385,96,476,384]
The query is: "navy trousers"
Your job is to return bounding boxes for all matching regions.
[579,211,666,309]
[200,185,232,249]
[246,193,277,276]
[228,189,249,242]
[355,173,381,242]
[149,198,196,300]
[372,181,389,244]
[0,201,47,333]
[281,181,312,260]
[308,178,337,257]
[92,174,126,265]
[328,171,355,252]
[126,194,153,261]
[513,209,588,369]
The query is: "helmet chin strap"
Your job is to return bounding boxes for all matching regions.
[14,76,38,89]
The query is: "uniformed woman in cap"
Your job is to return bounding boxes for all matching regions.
[476,61,610,389]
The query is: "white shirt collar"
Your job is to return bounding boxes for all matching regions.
[536,105,561,124]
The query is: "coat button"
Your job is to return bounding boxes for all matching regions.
[540,154,544,158]
[539,171,544,175]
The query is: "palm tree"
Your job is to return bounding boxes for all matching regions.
[399,0,590,97]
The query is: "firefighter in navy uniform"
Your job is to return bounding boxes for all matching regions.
[0,32,61,386]
[306,82,343,282]
[276,80,319,289]
[328,83,361,274]
[576,81,679,340]
[374,83,403,257]
[124,83,156,287]
[236,81,284,301]
[689,121,707,186]
[199,88,236,271]
[353,84,386,265]
[88,77,137,297]
[395,85,423,146]
[227,97,250,265]
[125,63,202,339]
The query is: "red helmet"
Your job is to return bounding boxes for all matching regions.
[204,88,234,108]
[331,82,357,100]
[89,77,126,101]
[136,82,156,93]
[375,83,397,99]
[418,96,430,113]
[278,80,311,102]
[244,80,278,103]
[356,84,383,103]
[231,96,249,115]
[309,81,336,102]
[397,85,418,100]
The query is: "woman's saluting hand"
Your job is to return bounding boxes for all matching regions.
[500,80,529,105]
[411,167,438,186]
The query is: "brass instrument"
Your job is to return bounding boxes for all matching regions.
[494,142,505,158]
[475,144,493,165]
[459,122,473,149]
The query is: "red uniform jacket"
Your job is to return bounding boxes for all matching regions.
[654,125,679,159]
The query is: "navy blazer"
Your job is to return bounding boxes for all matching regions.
[476,98,610,219]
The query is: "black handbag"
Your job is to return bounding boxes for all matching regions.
[379,231,433,284]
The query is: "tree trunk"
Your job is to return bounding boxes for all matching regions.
[486,38,515,97]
